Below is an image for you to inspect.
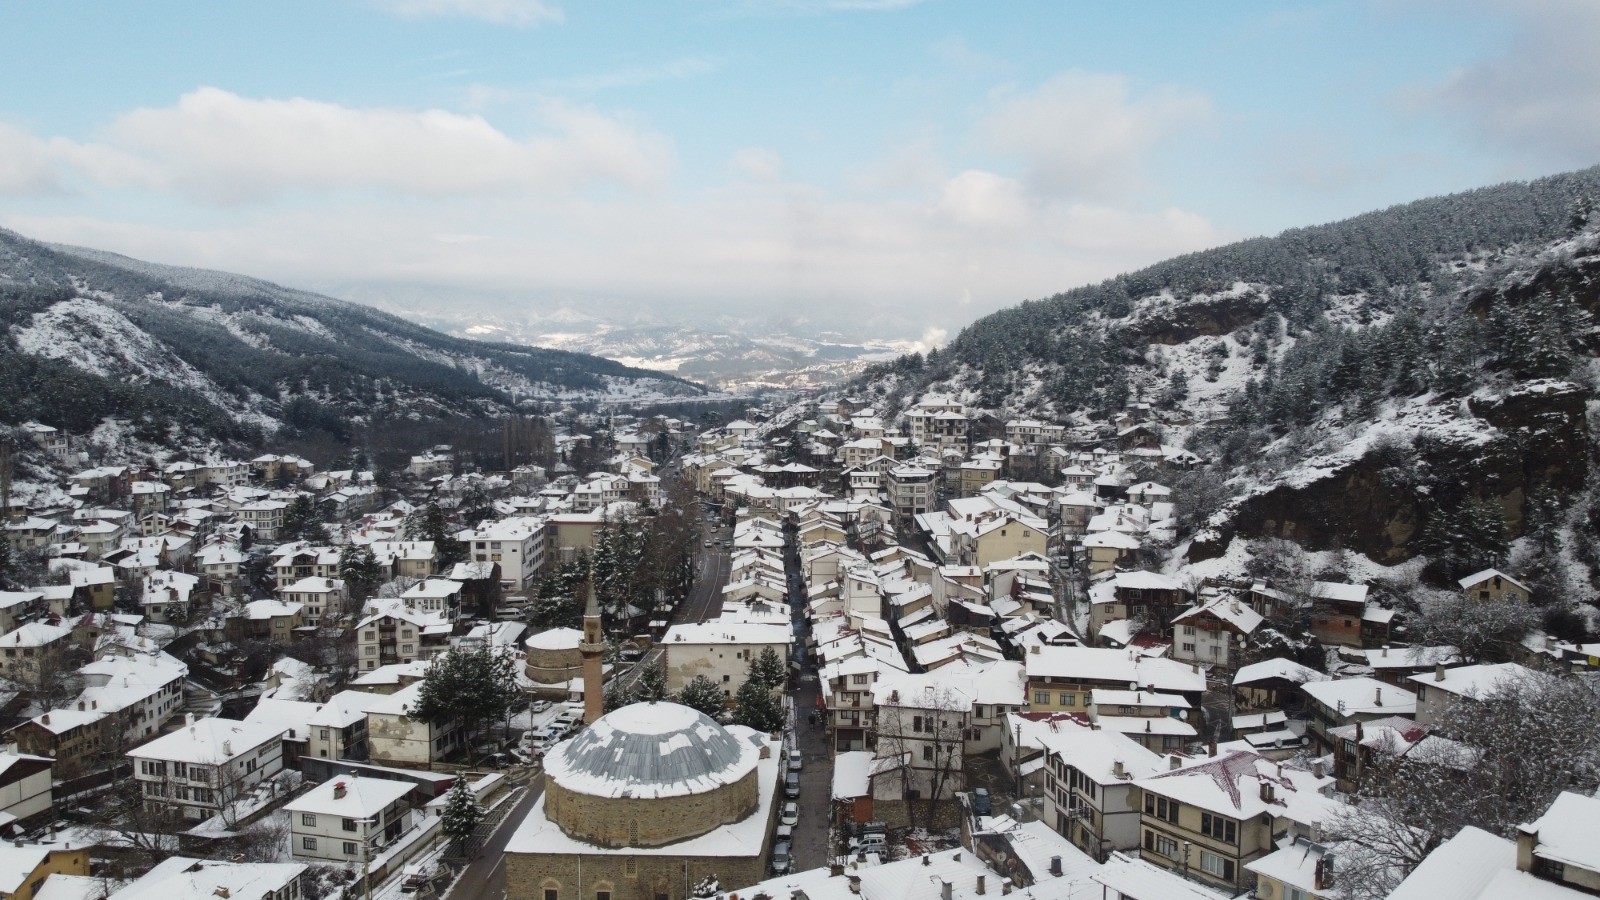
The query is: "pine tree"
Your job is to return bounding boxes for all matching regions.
[677,675,727,718]
[731,675,785,733]
[749,647,785,691]
[633,660,669,703]
[339,545,382,602]
[440,778,485,850]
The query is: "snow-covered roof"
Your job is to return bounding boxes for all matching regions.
[544,702,759,800]
[1523,791,1600,874]
[110,857,306,900]
[1311,581,1368,604]
[1233,657,1328,687]
[1458,568,1530,593]
[287,776,414,818]
[126,715,283,764]
[1406,662,1542,700]
[1301,677,1416,717]
[831,749,874,799]
[525,627,584,652]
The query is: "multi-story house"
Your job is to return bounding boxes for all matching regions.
[306,690,384,763]
[356,606,450,672]
[1041,728,1163,861]
[0,622,75,686]
[1171,596,1263,670]
[237,500,289,540]
[459,517,546,589]
[1133,750,1340,894]
[885,464,936,520]
[367,541,438,580]
[660,622,790,699]
[871,672,972,803]
[365,681,464,768]
[272,545,342,585]
[0,749,56,830]
[1300,676,1417,749]
[1024,647,1206,725]
[286,776,414,863]
[128,714,284,822]
[278,577,348,626]
[1085,689,1197,753]
[398,578,464,620]
[1309,581,1368,647]
[1407,662,1540,726]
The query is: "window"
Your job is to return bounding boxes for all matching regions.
[1155,835,1179,858]
[1035,691,1050,704]
[345,842,359,856]
[343,818,358,832]
[1060,693,1076,706]
[598,890,612,900]
[1201,813,1237,843]
[302,837,318,850]
[853,674,869,685]
[301,814,317,827]
[1183,625,1195,635]
[1198,851,1234,881]
[546,891,559,900]
[1145,795,1179,823]
[923,746,934,761]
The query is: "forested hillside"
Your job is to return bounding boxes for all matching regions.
[0,229,702,447]
[860,166,1600,590]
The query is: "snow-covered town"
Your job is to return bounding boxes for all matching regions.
[0,389,1593,900]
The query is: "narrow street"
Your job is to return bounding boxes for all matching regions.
[446,777,546,900]
[789,672,833,871]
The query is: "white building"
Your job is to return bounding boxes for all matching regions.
[286,776,415,863]
[457,517,545,590]
[659,622,791,699]
[278,577,348,626]
[128,714,285,822]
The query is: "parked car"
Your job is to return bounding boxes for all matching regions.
[770,841,792,875]
[775,824,793,843]
[781,802,799,826]
[532,700,552,713]
[787,749,803,771]
[850,833,887,855]
[972,787,992,816]
[784,772,800,798]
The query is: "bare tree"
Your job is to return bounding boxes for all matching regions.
[1408,594,1540,663]
[1326,673,1600,898]
[875,684,970,829]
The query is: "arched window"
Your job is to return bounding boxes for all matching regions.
[629,820,639,844]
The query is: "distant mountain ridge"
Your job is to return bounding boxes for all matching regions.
[0,228,703,445]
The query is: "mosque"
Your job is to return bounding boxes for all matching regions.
[503,586,784,900]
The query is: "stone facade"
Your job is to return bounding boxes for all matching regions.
[525,642,583,685]
[507,849,769,900]
[544,767,758,849]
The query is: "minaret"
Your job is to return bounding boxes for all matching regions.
[580,579,606,725]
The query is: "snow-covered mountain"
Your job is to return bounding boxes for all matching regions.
[856,165,1600,588]
[0,228,704,448]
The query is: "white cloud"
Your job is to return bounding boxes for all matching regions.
[1412,0,1600,167]
[67,87,672,203]
[729,148,784,182]
[367,0,562,26]
[0,123,62,195]
[978,70,1210,201]
[936,170,1030,231]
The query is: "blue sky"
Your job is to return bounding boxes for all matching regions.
[2,0,1596,342]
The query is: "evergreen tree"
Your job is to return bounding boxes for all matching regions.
[338,544,382,603]
[440,778,485,850]
[731,675,785,733]
[411,646,520,764]
[677,675,727,719]
[749,647,786,691]
[633,660,669,703]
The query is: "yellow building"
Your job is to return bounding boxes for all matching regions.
[0,845,89,900]
[1458,568,1531,604]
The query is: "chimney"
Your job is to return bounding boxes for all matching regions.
[1030,645,1039,655]
[1313,760,1325,779]
[847,877,862,895]
[1260,781,1275,803]
[830,865,844,878]
[1049,856,1063,877]
[214,890,230,899]
[1375,687,1383,705]
[976,875,986,895]
[1381,644,1389,657]
[41,713,49,725]
[1169,755,1181,770]
[1114,759,1126,779]
[939,880,953,900]
[1001,880,1012,896]
[922,853,931,867]
[1207,740,1217,758]
[186,712,196,727]
[222,740,232,757]
[334,781,347,799]
[1434,664,1446,682]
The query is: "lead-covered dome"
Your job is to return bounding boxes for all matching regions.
[545,701,759,800]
